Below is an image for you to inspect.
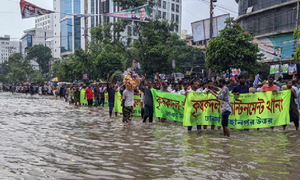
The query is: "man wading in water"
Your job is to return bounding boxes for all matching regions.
[107,74,117,117]
[208,79,231,137]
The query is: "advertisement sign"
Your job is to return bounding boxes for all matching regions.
[172,59,176,69]
[288,64,297,75]
[280,64,288,74]
[270,65,279,74]
[105,4,150,22]
[20,0,53,19]
[252,33,296,61]
[191,14,230,42]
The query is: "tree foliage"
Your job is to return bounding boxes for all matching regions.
[0,53,45,84]
[294,26,300,63]
[206,18,262,74]
[26,44,52,74]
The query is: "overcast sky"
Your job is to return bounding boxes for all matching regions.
[0,0,238,40]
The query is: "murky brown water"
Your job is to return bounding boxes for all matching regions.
[1,92,300,180]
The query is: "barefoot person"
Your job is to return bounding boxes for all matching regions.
[208,79,231,137]
[85,84,94,108]
[107,74,117,117]
[283,80,299,130]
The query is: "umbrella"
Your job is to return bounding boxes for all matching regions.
[51,77,61,82]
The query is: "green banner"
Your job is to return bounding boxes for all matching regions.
[133,95,142,116]
[183,91,291,129]
[114,92,123,113]
[151,89,186,122]
[80,89,87,105]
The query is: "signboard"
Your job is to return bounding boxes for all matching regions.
[191,14,230,42]
[270,65,279,75]
[288,64,297,75]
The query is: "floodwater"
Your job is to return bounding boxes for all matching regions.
[0,92,300,180]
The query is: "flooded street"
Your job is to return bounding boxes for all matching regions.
[0,92,300,180]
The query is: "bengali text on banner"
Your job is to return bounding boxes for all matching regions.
[183,91,291,129]
[151,89,186,122]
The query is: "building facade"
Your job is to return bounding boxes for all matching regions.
[35,14,54,30]
[21,28,54,58]
[236,0,299,62]
[53,0,182,57]
[0,35,21,64]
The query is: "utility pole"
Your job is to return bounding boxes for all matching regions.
[294,0,300,54]
[84,0,88,52]
[209,0,214,40]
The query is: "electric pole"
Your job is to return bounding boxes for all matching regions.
[209,0,214,40]
[84,0,88,52]
[294,0,300,54]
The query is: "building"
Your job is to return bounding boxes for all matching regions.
[155,0,182,34]
[21,28,54,58]
[236,0,299,62]
[35,14,54,30]
[181,30,206,50]
[0,35,21,64]
[53,0,183,57]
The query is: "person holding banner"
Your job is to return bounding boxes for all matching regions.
[208,79,231,137]
[107,74,117,117]
[187,81,202,131]
[283,80,299,131]
[140,77,154,123]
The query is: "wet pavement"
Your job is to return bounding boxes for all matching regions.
[0,92,300,180]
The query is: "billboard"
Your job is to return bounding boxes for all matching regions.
[191,14,230,42]
[104,4,150,22]
[252,33,297,61]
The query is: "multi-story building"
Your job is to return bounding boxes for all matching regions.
[0,35,21,64]
[35,14,54,30]
[21,28,54,58]
[236,0,300,62]
[53,0,182,57]
[155,0,182,33]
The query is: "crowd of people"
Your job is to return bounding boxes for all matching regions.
[2,72,300,137]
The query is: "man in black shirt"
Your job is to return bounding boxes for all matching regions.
[107,74,117,117]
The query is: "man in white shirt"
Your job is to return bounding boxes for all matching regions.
[180,83,189,95]
[122,87,134,123]
[171,84,181,95]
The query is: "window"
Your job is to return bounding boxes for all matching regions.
[171,14,174,21]
[163,12,166,19]
[171,4,174,11]
[176,15,179,22]
[158,10,161,18]
[175,25,178,32]
[158,0,161,8]
[176,4,179,13]
[163,1,166,9]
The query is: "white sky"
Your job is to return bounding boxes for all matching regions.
[0,0,238,40]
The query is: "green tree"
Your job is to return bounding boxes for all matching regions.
[26,44,52,74]
[129,18,205,77]
[30,70,45,84]
[294,26,300,63]
[206,18,262,74]
[110,70,123,82]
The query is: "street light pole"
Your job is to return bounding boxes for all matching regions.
[84,0,88,52]
[294,0,300,53]
[209,0,214,40]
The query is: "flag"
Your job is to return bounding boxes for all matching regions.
[253,74,261,88]
[20,0,53,19]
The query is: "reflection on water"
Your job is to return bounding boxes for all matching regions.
[0,92,299,179]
